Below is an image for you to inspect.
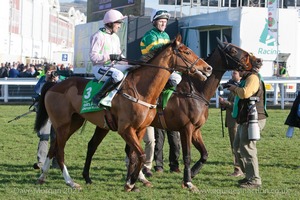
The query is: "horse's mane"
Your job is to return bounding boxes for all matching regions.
[139,41,172,63]
[204,48,216,62]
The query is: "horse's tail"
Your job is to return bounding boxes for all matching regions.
[34,82,56,132]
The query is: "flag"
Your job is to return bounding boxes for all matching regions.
[267,0,278,39]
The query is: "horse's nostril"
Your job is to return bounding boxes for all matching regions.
[207,66,212,72]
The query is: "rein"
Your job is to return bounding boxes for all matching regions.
[174,90,210,106]
[125,42,202,74]
[126,60,174,73]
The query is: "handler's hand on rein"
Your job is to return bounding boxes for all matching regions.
[227,84,237,92]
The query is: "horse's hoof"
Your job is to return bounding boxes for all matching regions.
[189,185,199,192]
[73,183,82,190]
[86,181,92,185]
[139,177,153,188]
[66,182,82,190]
[36,179,45,185]
[124,184,132,192]
[142,181,153,188]
[83,173,92,184]
[181,181,199,192]
[124,184,139,192]
[131,186,140,192]
[85,178,93,184]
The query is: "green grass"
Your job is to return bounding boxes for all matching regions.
[0,105,299,199]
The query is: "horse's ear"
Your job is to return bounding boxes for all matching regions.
[216,37,225,48]
[174,34,182,47]
[175,34,182,43]
[223,36,228,43]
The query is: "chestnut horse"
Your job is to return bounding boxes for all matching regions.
[34,34,212,191]
[81,39,263,191]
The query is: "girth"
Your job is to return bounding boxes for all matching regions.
[157,95,168,130]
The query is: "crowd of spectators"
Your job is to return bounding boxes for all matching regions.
[0,61,74,79]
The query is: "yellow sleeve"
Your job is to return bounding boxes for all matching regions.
[234,74,260,99]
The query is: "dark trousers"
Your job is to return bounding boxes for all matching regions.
[154,128,181,170]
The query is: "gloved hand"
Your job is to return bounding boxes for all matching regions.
[32,94,40,103]
[109,54,122,61]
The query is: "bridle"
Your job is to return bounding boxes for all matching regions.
[172,43,204,75]
[218,43,253,71]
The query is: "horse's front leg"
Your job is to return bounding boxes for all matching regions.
[180,125,203,192]
[56,128,82,190]
[82,127,109,184]
[125,147,141,191]
[180,130,192,188]
[191,129,208,178]
[122,127,147,192]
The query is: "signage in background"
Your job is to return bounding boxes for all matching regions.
[87,0,145,23]
[62,54,68,62]
[267,0,278,40]
[96,0,134,12]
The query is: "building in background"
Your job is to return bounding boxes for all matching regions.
[78,0,300,79]
[87,0,145,22]
[0,0,86,65]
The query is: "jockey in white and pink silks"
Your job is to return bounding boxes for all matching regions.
[89,9,131,106]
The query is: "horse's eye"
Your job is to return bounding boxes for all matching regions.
[185,51,191,55]
[230,47,238,56]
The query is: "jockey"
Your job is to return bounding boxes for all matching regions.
[89,9,129,106]
[140,9,182,88]
[137,10,182,179]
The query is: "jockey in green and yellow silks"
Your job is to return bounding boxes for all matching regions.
[140,28,170,55]
[140,10,182,88]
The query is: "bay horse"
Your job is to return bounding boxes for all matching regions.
[81,38,263,191]
[34,34,212,191]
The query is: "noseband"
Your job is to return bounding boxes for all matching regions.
[172,43,202,75]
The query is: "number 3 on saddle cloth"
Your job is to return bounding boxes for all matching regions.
[80,72,129,114]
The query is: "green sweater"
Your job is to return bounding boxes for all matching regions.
[140,28,170,55]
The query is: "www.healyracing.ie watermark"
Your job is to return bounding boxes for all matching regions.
[196,188,290,195]
[12,187,80,195]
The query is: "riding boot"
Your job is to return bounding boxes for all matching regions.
[92,77,114,106]
[164,80,176,90]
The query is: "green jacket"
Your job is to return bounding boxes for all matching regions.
[140,28,170,55]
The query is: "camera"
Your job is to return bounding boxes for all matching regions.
[50,71,58,79]
[222,79,239,89]
[248,96,260,140]
[249,96,260,102]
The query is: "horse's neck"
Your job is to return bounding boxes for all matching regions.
[133,53,172,103]
[178,47,225,100]
[201,49,226,100]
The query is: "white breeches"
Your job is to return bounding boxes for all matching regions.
[92,64,132,83]
[169,71,182,86]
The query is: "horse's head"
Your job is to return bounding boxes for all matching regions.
[217,38,263,72]
[171,34,212,81]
